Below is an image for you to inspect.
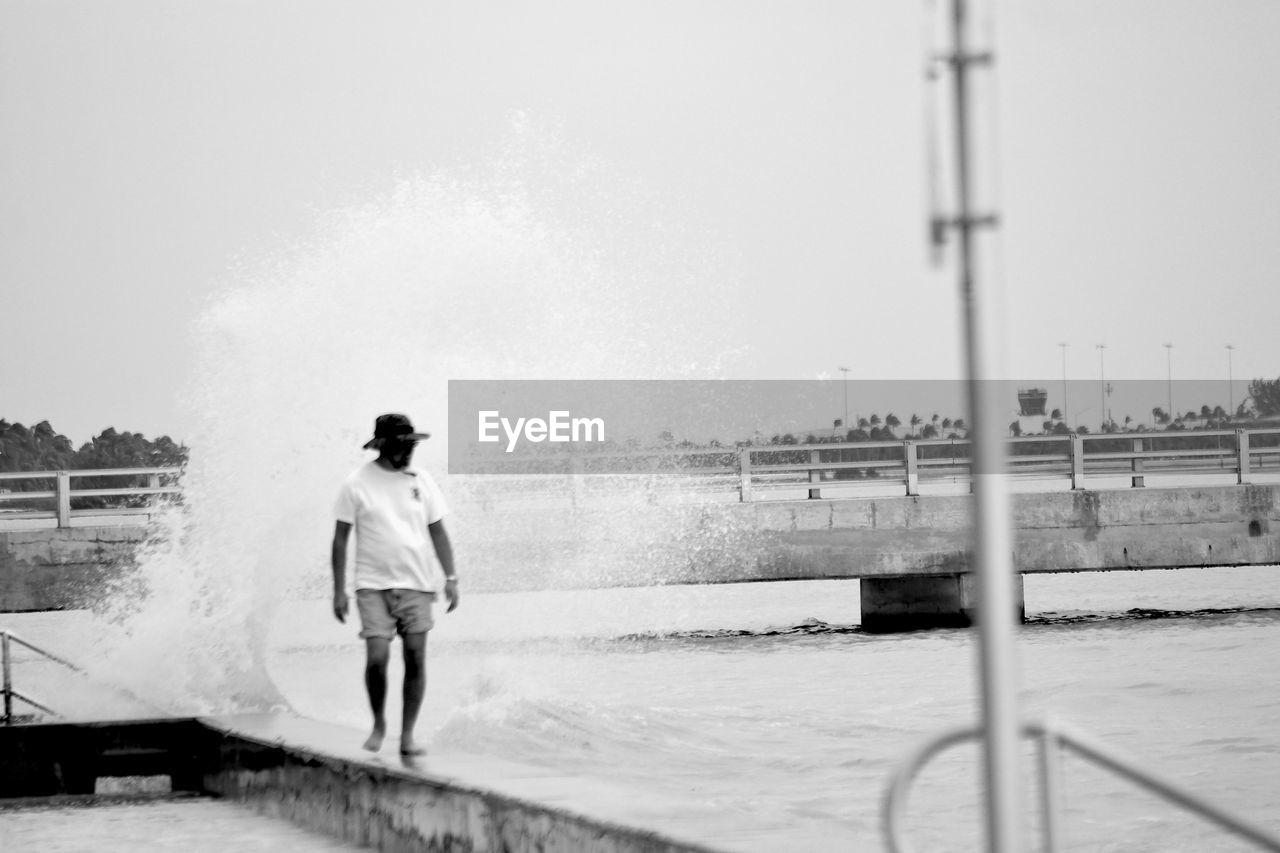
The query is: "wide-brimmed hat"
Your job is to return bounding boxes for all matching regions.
[362,413,431,449]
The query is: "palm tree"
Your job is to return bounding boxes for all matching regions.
[909,414,923,435]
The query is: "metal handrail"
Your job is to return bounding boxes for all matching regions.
[1,629,83,724]
[0,467,183,528]
[3,433,1280,516]
[883,716,1280,852]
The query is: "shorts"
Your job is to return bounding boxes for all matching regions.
[356,588,436,639]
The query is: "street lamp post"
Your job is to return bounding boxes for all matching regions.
[1058,342,1068,428]
[1096,344,1106,431]
[839,367,850,434]
[1226,345,1235,418]
[1164,343,1173,423]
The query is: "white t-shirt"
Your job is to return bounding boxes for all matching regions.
[334,461,449,593]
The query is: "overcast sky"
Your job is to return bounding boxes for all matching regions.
[4,0,1278,446]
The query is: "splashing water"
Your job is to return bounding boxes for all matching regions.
[88,119,742,714]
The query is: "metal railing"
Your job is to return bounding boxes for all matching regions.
[2,427,1278,521]
[0,467,182,527]
[459,426,1280,504]
[1,629,82,724]
[883,716,1280,852]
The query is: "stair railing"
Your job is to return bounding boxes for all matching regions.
[1,628,83,724]
[883,716,1280,852]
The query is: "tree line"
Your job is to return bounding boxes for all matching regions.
[0,420,187,474]
[0,420,187,509]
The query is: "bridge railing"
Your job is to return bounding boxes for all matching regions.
[0,467,183,527]
[458,426,1280,504]
[3,428,1278,521]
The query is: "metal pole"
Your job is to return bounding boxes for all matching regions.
[1097,344,1106,430]
[1164,343,1173,422]
[947,0,1022,849]
[1058,343,1068,429]
[2,632,11,725]
[840,366,850,432]
[1038,726,1063,853]
[1226,344,1234,417]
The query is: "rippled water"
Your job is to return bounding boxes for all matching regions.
[8,566,1279,850]
[261,567,1279,851]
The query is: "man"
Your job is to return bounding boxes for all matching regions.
[331,413,459,756]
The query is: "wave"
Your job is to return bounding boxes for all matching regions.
[598,606,1280,642]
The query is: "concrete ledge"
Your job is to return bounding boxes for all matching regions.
[1,715,731,852]
[201,714,728,853]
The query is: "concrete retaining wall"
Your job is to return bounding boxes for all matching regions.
[459,483,1280,590]
[760,483,1280,580]
[0,526,146,611]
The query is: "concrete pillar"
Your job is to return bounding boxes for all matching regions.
[738,447,753,502]
[55,472,71,528]
[1237,429,1251,484]
[860,573,1025,633]
[904,441,919,496]
[1070,435,1085,490]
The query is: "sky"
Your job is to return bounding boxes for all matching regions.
[3,0,1279,446]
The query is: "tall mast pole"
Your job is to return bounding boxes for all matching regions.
[945,0,1022,849]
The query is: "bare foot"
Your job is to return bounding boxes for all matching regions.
[399,737,426,757]
[362,727,386,752]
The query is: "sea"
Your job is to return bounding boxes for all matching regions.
[6,565,1280,852]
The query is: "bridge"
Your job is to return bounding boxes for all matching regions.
[2,427,1279,628]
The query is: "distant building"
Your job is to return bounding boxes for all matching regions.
[1016,387,1050,435]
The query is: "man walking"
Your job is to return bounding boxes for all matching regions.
[331,413,458,756]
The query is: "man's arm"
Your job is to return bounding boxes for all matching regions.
[331,520,352,622]
[429,519,459,612]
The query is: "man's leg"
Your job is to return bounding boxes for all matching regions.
[363,637,391,751]
[399,631,427,755]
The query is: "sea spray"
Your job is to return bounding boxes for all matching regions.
[87,120,743,712]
